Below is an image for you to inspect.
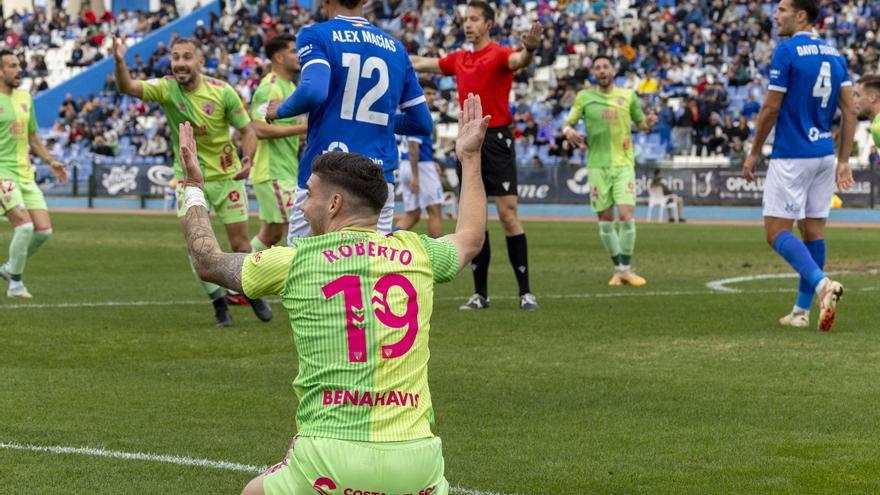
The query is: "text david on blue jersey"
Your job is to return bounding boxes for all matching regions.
[768,32,851,159]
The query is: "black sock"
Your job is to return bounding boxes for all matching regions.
[472,231,490,298]
[506,233,531,296]
[212,296,228,312]
[10,274,22,282]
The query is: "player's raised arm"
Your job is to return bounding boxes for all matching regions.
[446,94,490,271]
[409,55,443,74]
[113,35,144,99]
[507,22,543,71]
[836,85,856,191]
[743,90,784,182]
[178,122,248,292]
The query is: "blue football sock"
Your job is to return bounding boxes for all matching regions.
[774,231,826,294]
[795,239,826,311]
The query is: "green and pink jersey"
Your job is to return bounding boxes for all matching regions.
[871,114,880,147]
[565,87,646,169]
[250,72,299,184]
[142,75,250,181]
[242,228,459,442]
[0,90,37,182]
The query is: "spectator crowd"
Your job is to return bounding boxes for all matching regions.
[4,0,880,170]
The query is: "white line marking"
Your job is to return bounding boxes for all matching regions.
[705,271,866,293]
[4,285,880,311]
[0,441,264,473]
[0,441,517,495]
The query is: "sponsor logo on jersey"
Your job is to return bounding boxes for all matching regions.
[312,477,337,495]
[808,127,832,142]
[228,190,240,202]
[21,103,27,112]
[203,102,215,115]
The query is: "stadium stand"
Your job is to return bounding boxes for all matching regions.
[4,0,880,193]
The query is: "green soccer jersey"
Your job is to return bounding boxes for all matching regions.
[871,114,880,147]
[250,72,299,184]
[142,75,250,181]
[242,228,459,442]
[0,90,37,182]
[565,87,645,169]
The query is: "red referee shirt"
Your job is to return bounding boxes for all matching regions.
[438,42,515,128]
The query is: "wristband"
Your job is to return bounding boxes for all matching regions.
[184,186,207,212]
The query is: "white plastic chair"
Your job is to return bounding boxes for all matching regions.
[647,186,679,223]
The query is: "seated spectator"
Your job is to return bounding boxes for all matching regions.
[138,133,168,157]
[650,169,686,223]
[742,94,760,120]
[729,138,747,169]
[637,71,660,95]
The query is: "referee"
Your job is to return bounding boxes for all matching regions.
[412,0,543,311]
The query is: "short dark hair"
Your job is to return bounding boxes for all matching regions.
[169,37,203,53]
[338,0,362,9]
[0,49,14,59]
[265,33,295,60]
[791,0,819,24]
[312,152,388,214]
[467,0,495,22]
[420,78,438,91]
[859,74,880,93]
[592,54,614,67]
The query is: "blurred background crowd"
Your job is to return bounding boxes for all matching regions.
[3,0,880,182]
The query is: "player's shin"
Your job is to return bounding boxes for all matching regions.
[598,221,622,267]
[472,232,490,298]
[506,233,530,296]
[8,222,34,283]
[619,219,637,268]
[773,232,826,292]
[794,239,826,311]
[27,228,52,257]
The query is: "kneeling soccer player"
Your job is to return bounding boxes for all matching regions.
[178,94,489,494]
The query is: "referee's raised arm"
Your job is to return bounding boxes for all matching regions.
[507,22,543,71]
[410,55,442,74]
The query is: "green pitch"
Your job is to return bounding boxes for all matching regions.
[2,213,879,494]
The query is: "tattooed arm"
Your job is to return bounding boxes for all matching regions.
[183,207,247,293]
[178,121,246,292]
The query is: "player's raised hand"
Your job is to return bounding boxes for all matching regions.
[522,22,543,51]
[179,122,204,188]
[644,112,659,128]
[49,160,68,184]
[266,99,282,122]
[112,35,127,62]
[743,154,758,183]
[836,160,854,191]
[456,93,491,161]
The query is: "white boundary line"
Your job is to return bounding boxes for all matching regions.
[0,441,516,495]
[3,285,880,310]
[705,270,873,293]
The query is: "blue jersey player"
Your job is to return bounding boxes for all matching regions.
[743,0,856,332]
[265,0,432,242]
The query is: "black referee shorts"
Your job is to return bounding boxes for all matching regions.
[456,126,518,197]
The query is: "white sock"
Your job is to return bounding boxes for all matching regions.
[792,305,809,315]
[814,277,830,295]
[9,279,23,290]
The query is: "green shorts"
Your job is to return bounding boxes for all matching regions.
[0,178,47,213]
[263,436,449,495]
[254,179,296,224]
[588,167,636,213]
[175,179,248,224]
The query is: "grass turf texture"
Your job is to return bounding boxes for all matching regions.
[2,212,879,494]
